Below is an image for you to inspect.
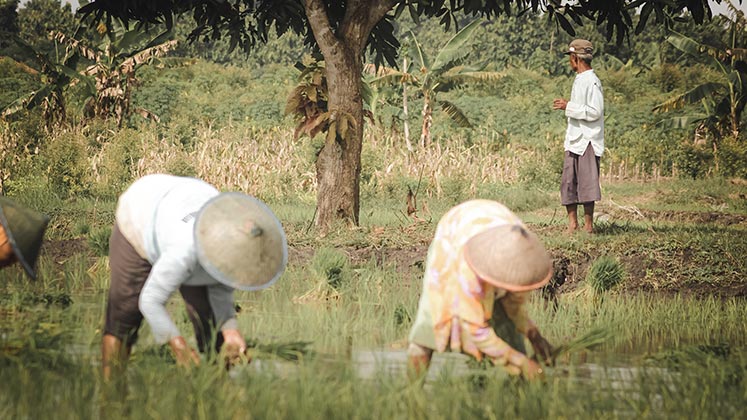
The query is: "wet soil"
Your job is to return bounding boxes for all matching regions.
[42,204,746,300]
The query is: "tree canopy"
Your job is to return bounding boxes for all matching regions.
[78,0,739,229]
[80,1,737,67]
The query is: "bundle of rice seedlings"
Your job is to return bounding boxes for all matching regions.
[245,339,313,361]
[586,255,625,294]
[295,247,350,303]
[644,343,731,368]
[551,327,613,361]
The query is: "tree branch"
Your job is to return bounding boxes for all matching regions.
[340,0,398,53]
[366,0,398,28]
[303,0,339,56]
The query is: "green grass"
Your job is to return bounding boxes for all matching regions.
[2,111,746,419]
[1,185,746,417]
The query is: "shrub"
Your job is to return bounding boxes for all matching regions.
[87,226,112,257]
[42,131,90,197]
[518,140,564,189]
[675,142,713,179]
[90,128,144,199]
[647,63,684,92]
[586,255,626,294]
[715,137,747,179]
[310,247,351,291]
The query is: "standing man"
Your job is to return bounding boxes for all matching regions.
[0,196,49,279]
[553,39,604,234]
[407,200,554,381]
[102,174,287,379]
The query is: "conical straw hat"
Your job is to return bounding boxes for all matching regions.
[194,193,287,291]
[0,196,50,280]
[463,224,552,292]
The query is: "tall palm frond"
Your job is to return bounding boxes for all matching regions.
[653,82,724,112]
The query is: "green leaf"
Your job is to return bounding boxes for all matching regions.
[371,70,415,87]
[666,33,721,68]
[635,2,654,35]
[25,85,54,110]
[653,82,725,113]
[657,115,707,130]
[408,30,430,71]
[430,19,482,73]
[555,13,576,36]
[408,3,419,24]
[442,70,505,85]
[727,70,744,96]
[438,100,471,128]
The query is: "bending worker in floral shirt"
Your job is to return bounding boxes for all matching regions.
[407,200,554,380]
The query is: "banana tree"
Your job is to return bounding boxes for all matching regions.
[1,35,82,131]
[372,19,504,147]
[653,6,747,140]
[53,18,176,127]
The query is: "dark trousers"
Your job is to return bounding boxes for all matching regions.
[104,223,224,353]
[560,142,601,205]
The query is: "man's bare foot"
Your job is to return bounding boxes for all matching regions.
[584,225,593,234]
[567,223,578,234]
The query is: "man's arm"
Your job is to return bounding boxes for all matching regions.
[139,250,200,365]
[565,81,604,121]
[207,284,247,365]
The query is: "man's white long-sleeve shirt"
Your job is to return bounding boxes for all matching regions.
[115,174,238,344]
[564,69,604,157]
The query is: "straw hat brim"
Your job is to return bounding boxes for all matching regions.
[194,193,288,291]
[463,224,552,292]
[0,197,49,280]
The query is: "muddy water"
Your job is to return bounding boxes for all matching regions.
[234,347,672,392]
[352,349,673,385]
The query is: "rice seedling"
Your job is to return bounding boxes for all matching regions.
[294,247,351,302]
[244,339,314,361]
[87,226,112,257]
[586,255,626,294]
[550,327,613,361]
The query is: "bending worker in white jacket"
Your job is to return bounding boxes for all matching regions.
[102,174,287,379]
[553,39,604,234]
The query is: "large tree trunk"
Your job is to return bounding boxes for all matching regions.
[315,50,364,227]
[304,0,396,229]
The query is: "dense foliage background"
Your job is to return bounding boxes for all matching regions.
[1,0,746,205]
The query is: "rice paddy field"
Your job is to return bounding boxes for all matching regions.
[1,164,746,419]
[2,14,747,416]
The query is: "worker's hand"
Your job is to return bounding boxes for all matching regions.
[522,358,545,381]
[168,336,200,367]
[221,329,249,369]
[552,98,568,110]
[527,327,554,365]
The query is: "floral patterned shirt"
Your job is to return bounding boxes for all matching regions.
[413,200,535,367]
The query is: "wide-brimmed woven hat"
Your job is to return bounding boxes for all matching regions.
[194,193,287,291]
[463,224,552,292]
[0,196,50,280]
